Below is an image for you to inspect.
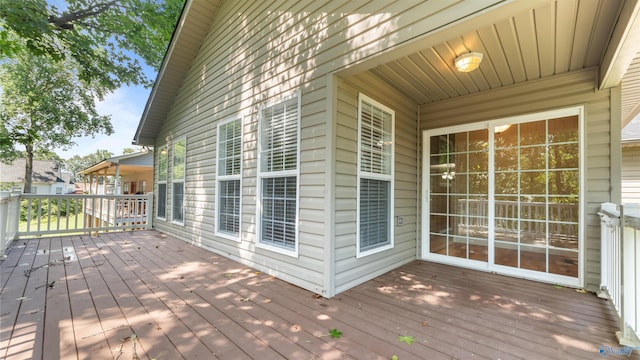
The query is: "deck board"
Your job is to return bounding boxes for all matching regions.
[1,230,638,360]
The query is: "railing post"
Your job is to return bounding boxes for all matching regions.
[598,203,619,299]
[0,191,21,258]
[146,192,153,230]
[1,191,9,258]
[619,204,640,347]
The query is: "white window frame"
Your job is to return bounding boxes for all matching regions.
[357,93,395,258]
[215,116,243,241]
[156,144,168,220]
[256,92,301,257]
[171,137,186,225]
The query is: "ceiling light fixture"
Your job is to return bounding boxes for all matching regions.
[454,52,483,72]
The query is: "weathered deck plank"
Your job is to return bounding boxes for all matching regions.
[1,230,637,360]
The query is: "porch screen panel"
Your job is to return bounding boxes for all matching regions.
[494,116,579,276]
[429,130,489,261]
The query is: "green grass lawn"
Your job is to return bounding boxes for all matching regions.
[19,213,86,237]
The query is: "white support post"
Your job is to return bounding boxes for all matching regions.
[618,204,640,347]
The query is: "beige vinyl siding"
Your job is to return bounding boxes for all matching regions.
[151,0,514,295]
[419,67,612,291]
[622,146,640,204]
[334,72,418,293]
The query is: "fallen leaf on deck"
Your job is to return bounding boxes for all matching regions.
[398,334,415,345]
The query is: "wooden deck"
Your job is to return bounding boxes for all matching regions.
[1,230,637,359]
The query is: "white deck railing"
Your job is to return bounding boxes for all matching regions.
[598,203,640,347]
[0,192,153,256]
[0,191,21,257]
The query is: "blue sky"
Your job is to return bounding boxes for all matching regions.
[46,0,158,160]
[59,84,152,159]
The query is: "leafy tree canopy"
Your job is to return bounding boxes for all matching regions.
[0,0,183,192]
[0,0,184,89]
[0,53,114,192]
[66,149,114,181]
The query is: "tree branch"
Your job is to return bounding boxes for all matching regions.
[48,0,120,30]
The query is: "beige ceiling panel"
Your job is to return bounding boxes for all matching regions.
[395,57,442,102]
[534,3,555,77]
[406,53,450,100]
[476,24,513,86]
[513,10,540,81]
[417,48,458,99]
[588,2,622,67]
[555,0,578,73]
[570,0,599,70]
[462,30,500,90]
[494,18,527,83]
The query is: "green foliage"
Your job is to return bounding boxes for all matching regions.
[1,0,182,191]
[397,334,415,345]
[0,0,185,88]
[20,198,83,221]
[328,328,343,339]
[65,149,114,181]
[0,53,114,191]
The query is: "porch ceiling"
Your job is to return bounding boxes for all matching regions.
[80,163,151,177]
[368,0,640,125]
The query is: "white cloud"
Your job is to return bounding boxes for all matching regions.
[59,85,151,159]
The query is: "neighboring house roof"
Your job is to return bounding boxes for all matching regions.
[0,159,67,184]
[79,151,154,177]
[133,0,640,146]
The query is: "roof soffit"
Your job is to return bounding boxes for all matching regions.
[599,0,640,90]
[133,0,221,146]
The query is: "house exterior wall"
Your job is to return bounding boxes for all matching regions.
[418,67,613,291]
[32,184,52,194]
[333,73,419,293]
[150,0,502,296]
[121,171,153,194]
[622,146,640,204]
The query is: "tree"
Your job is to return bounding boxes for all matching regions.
[0,0,183,192]
[0,0,185,89]
[31,149,64,162]
[66,149,114,182]
[0,53,113,193]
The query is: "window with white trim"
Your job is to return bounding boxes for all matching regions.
[357,94,394,256]
[257,93,300,255]
[157,145,168,219]
[216,117,242,239]
[171,137,186,224]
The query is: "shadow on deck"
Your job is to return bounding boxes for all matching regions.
[1,230,636,359]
